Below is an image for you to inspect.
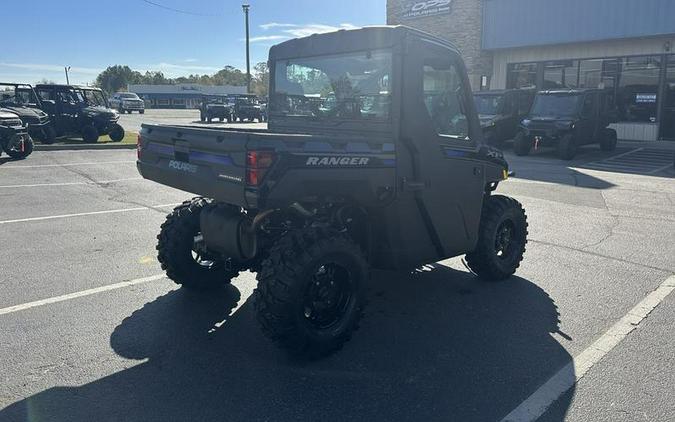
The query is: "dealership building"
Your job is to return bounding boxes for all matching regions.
[387,0,675,141]
[127,84,247,109]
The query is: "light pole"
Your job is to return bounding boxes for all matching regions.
[242,4,251,94]
[65,66,71,85]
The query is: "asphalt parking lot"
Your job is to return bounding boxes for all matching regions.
[0,122,674,421]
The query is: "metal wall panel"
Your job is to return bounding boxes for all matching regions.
[483,0,675,50]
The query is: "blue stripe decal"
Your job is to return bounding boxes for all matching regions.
[381,159,396,167]
[189,151,233,166]
[147,143,174,155]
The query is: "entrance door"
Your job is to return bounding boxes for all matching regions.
[396,36,486,264]
[661,56,675,140]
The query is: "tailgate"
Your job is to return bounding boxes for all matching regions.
[137,125,248,207]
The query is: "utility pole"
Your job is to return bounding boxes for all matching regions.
[65,66,71,85]
[242,4,251,94]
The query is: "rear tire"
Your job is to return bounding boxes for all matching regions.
[157,198,238,290]
[557,133,577,160]
[42,125,57,144]
[254,228,367,358]
[81,124,99,143]
[600,128,617,152]
[109,124,125,142]
[465,195,528,281]
[513,132,532,156]
[139,110,145,114]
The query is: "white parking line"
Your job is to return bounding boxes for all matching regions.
[500,274,675,422]
[0,160,135,169]
[0,177,143,189]
[0,203,177,225]
[0,274,166,316]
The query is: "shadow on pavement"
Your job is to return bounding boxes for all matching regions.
[0,266,574,422]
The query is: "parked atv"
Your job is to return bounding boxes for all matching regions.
[198,96,234,123]
[34,84,125,143]
[232,95,265,122]
[137,26,528,358]
[0,109,33,159]
[474,89,534,148]
[514,89,618,160]
[0,83,56,144]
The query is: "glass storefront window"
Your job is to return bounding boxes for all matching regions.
[616,56,661,123]
[507,63,538,89]
[543,60,579,89]
[578,58,618,89]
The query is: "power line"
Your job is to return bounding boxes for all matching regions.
[139,0,220,17]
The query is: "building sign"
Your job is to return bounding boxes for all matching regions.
[399,0,452,20]
[635,93,657,103]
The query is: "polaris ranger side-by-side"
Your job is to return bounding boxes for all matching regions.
[514,89,619,160]
[0,108,33,159]
[198,95,234,123]
[0,83,56,144]
[35,84,125,143]
[474,89,535,147]
[137,26,528,358]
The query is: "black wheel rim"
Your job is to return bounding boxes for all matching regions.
[191,233,217,269]
[303,263,353,330]
[495,220,518,260]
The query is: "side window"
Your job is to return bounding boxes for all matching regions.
[37,89,52,101]
[581,95,595,118]
[423,62,469,140]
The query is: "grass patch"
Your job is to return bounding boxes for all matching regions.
[58,131,138,145]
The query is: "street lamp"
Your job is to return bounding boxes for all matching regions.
[65,66,71,85]
[242,4,251,94]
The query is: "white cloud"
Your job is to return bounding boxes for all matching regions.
[0,62,102,75]
[260,22,298,30]
[184,58,198,63]
[247,35,290,43]
[282,23,358,38]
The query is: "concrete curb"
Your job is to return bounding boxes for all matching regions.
[34,143,136,152]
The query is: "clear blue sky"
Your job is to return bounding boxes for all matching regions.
[1,0,386,85]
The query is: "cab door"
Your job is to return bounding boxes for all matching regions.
[396,36,487,264]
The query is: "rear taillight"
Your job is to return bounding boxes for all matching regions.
[246,150,276,186]
[136,134,142,160]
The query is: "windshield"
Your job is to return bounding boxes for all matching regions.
[0,85,39,106]
[120,93,139,99]
[474,94,504,115]
[272,49,392,120]
[530,94,582,118]
[78,89,107,107]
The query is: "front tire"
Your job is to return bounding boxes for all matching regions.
[600,128,617,152]
[465,195,528,281]
[42,125,57,144]
[109,124,125,142]
[513,132,532,156]
[254,228,367,358]
[557,133,577,160]
[2,134,34,159]
[157,198,238,290]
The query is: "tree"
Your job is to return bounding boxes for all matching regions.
[251,62,269,96]
[95,65,143,93]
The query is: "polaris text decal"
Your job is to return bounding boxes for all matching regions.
[306,156,371,166]
[169,160,198,173]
